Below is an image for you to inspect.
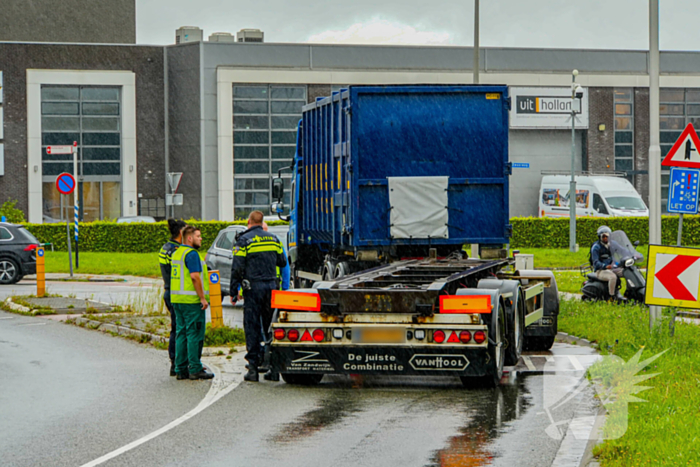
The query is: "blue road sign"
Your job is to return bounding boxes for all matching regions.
[668,167,700,214]
[56,173,76,195]
[210,273,220,284]
[512,162,530,169]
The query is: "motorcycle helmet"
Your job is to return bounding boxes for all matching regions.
[597,225,612,240]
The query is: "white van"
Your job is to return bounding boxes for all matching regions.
[539,175,649,218]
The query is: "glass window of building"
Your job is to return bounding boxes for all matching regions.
[614,89,634,182]
[659,88,700,211]
[41,86,122,222]
[233,84,306,218]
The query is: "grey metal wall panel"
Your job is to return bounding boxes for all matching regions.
[311,45,476,70]
[202,43,311,69]
[661,52,700,74]
[485,48,648,73]
[509,130,583,218]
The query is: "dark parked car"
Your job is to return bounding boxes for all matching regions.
[205,224,289,297]
[0,223,39,284]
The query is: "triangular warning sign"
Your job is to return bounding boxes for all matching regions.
[447,331,460,343]
[300,329,312,342]
[662,123,700,168]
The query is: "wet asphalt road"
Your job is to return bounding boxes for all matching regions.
[1,279,600,467]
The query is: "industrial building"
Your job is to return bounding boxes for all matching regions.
[1,19,699,222]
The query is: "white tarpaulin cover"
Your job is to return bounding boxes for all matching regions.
[388,176,449,239]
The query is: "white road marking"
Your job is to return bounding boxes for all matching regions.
[18,322,47,327]
[545,356,555,363]
[522,356,537,371]
[79,358,243,467]
[568,355,585,371]
[0,317,16,320]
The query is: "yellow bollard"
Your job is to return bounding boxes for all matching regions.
[36,246,45,298]
[208,270,223,328]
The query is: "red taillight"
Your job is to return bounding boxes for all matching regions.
[25,244,39,252]
[312,329,325,342]
[287,329,300,342]
[433,330,446,344]
[459,331,472,343]
[474,331,486,344]
[274,328,286,341]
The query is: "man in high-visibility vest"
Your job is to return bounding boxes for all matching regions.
[231,211,287,382]
[159,218,186,376]
[171,226,214,380]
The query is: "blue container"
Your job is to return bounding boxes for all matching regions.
[290,85,511,253]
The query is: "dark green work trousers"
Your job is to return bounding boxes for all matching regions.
[174,303,206,374]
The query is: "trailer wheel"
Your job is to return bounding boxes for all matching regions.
[505,289,525,366]
[281,373,324,385]
[322,261,336,280]
[462,298,506,388]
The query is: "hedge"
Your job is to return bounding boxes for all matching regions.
[510,215,697,248]
[23,216,695,252]
[24,220,289,253]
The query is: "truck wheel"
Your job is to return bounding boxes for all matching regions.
[322,261,336,280]
[462,299,505,388]
[281,373,324,385]
[334,262,350,279]
[505,289,525,366]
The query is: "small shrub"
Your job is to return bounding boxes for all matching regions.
[0,199,26,223]
[204,324,245,347]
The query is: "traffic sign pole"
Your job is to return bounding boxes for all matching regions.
[649,0,661,330]
[72,142,79,270]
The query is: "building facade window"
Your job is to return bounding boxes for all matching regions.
[614,88,634,182]
[659,88,700,211]
[232,85,305,218]
[41,86,122,222]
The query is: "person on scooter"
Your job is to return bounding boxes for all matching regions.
[591,225,625,302]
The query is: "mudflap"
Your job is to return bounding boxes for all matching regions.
[271,346,492,377]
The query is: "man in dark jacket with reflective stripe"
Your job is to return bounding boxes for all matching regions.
[159,219,186,376]
[230,211,287,382]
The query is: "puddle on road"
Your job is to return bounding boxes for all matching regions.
[426,380,531,467]
[268,390,362,444]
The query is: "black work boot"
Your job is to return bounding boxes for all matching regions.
[170,360,176,377]
[263,370,279,382]
[176,370,189,380]
[244,367,259,382]
[189,369,215,380]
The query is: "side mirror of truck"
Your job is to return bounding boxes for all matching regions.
[270,202,285,215]
[272,177,284,201]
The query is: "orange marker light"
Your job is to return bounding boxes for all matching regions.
[271,290,321,311]
[439,295,491,314]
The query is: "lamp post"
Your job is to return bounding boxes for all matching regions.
[473,0,480,84]
[569,69,580,253]
[649,0,661,329]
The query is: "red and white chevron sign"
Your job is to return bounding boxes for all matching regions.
[646,245,700,308]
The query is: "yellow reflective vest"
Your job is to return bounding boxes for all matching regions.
[171,245,209,304]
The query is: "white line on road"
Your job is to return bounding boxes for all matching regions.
[568,355,585,371]
[0,317,16,320]
[17,322,47,327]
[79,360,242,467]
[522,356,537,371]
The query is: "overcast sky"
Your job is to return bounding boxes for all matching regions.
[136,0,700,50]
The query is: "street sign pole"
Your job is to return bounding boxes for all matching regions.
[72,142,79,269]
[649,0,661,330]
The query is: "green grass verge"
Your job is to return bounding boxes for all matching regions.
[44,251,163,278]
[203,324,246,347]
[559,300,700,465]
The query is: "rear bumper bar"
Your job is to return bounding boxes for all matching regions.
[271,345,492,377]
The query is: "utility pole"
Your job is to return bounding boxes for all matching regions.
[649,0,661,330]
[473,0,479,84]
[569,69,579,253]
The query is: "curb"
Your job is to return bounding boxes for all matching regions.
[4,297,33,314]
[71,316,168,344]
[555,331,605,467]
